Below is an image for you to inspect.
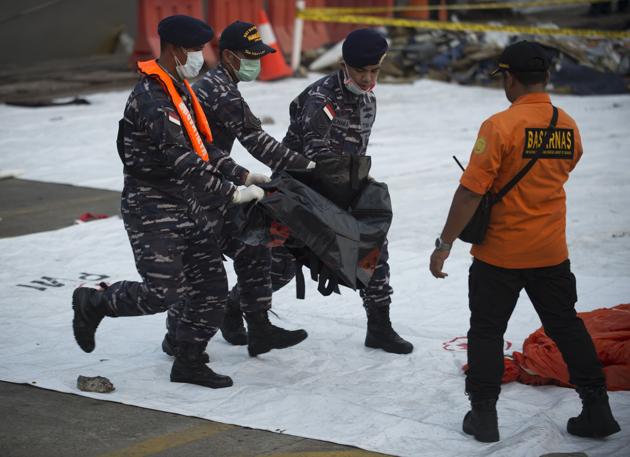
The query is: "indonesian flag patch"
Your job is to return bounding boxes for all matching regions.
[323,103,335,120]
[168,112,181,126]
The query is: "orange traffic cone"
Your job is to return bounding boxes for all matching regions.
[257,9,293,81]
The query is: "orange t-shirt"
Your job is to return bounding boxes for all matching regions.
[460,92,583,269]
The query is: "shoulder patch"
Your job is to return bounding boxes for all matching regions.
[323,103,335,120]
[523,128,574,159]
[242,101,262,130]
[168,112,181,126]
[309,105,333,137]
[473,137,486,154]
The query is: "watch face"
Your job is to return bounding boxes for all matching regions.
[435,237,441,249]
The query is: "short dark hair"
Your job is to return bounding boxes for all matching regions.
[510,70,548,86]
[160,38,171,53]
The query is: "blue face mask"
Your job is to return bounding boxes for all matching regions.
[232,53,260,81]
[236,57,261,82]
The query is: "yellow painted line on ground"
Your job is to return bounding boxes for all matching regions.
[257,451,387,457]
[97,422,233,457]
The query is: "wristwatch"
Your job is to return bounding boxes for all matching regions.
[435,237,452,252]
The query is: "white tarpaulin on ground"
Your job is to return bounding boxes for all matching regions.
[0,76,629,457]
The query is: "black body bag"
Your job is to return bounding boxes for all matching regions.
[458,106,558,244]
[225,155,392,298]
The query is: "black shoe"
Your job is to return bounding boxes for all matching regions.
[462,399,500,443]
[245,310,308,357]
[161,333,209,363]
[567,386,621,438]
[170,342,232,389]
[220,297,247,346]
[72,287,107,353]
[365,305,413,354]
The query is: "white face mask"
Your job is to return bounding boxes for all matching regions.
[175,49,204,80]
[343,67,375,96]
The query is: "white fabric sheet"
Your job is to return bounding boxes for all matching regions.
[1,76,629,457]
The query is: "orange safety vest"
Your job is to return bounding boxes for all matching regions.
[137,59,213,162]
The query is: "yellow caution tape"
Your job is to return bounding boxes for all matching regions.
[298,10,630,40]
[307,0,616,15]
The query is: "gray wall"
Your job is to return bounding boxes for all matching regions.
[0,0,137,65]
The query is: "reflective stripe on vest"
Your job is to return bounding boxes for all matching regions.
[137,60,213,162]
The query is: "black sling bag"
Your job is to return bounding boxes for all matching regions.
[457,105,558,244]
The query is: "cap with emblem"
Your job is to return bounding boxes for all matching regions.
[342,28,388,68]
[158,15,214,48]
[219,21,275,57]
[491,40,550,76]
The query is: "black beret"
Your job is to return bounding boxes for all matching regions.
[158,15,214,48]
[491,40,550,76]
[342,28,388,68]
[219,21,275,57]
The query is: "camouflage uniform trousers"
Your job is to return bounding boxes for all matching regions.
[269,239,393,309]
[102,221,228,346]
[166,235,275,336]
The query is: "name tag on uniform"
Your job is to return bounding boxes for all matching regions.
[332,117,350,129]
[523,128,574,159]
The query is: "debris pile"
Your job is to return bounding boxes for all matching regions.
[305,25,630,95]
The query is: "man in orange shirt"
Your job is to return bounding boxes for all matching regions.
[429,41,620,442]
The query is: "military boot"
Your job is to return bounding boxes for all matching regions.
[244,310,308,357]
[567,386,621,438]
[161,333,210,363]
[365,305,413,354]
[219,291,247,346]
[462,398,500,443]
[72,286,108,353]
[170,342,232,389]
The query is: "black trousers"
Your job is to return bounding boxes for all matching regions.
[466,258,605,401]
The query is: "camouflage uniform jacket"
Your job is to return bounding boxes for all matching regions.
[118,71,248,233]
[193,64,310,171]
[282,69,376,160]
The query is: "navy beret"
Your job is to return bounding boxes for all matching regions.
[158,15,214,48]
[342,28,388,68]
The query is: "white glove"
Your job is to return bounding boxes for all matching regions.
[232,185,264,204]
[306,161,316,169]
[244,172,271,186]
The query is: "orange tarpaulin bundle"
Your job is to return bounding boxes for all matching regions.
[502,304,630,391]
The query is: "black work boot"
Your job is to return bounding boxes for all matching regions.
[170,342,232,389]
[161,333,210,363]
[72,287,108,353]
[244,310,308,357]
[462,398,500,443]
[567,386,621,438]
[365,305,413,354]
[219,292,247,346]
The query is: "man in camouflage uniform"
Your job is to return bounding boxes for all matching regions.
[71,15,264,389]
[280,28,414,355]
[185,21,312,356]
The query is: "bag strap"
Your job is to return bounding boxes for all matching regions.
[495,105,558,202]
[350,154,360,191]
[295,263,306,300]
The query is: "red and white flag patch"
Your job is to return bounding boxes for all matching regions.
[168,112,181,126]
[323,103,335,120]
